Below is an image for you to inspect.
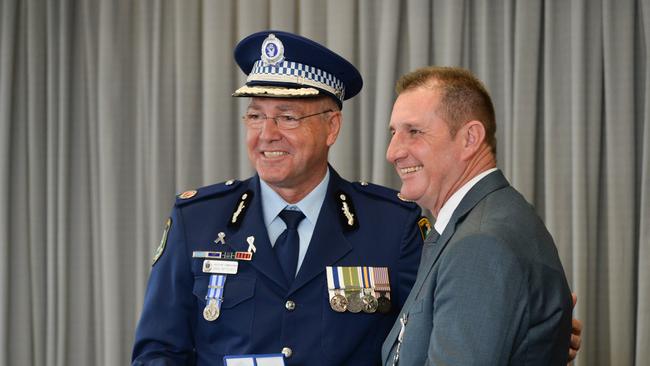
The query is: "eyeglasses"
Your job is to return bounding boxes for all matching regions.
[242,109,333,130]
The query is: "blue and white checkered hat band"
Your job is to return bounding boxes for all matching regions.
[247,60,346,100]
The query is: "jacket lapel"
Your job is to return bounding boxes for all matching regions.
[383,171,510,364]
[289,169,353,295]
[405,171,509,301]
[226,176,290,291]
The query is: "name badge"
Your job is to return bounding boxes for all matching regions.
[203,260,239,274]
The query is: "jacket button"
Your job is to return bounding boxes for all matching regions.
[281,347,292,358]
[285,300,296,311]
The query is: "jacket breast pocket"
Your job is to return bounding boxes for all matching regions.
[192,274,256,352]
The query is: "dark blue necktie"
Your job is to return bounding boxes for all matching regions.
[275,209,305,283]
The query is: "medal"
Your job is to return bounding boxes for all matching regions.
[377,293,392,314]
[361,289,378,313]
[327,266,349,312]
[203,298,220,321]
[203,274,226,321]
[327,266,389,314]
[372,267,392,314]
[346,291,363,313]
[342,267,363,313]
[330,292,348,312]
[359,267,377,313]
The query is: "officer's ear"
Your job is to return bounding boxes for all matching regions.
[321,97,341,147]
[325,110,342,147]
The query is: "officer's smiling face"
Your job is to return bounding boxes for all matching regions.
[245,96,341,202]
[386,86,466,214]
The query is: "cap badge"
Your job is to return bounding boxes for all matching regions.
[261,33,285,66]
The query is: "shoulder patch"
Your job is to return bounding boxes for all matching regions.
[175,179,242,207]
[352,181,418,209]
[152,217,172,266]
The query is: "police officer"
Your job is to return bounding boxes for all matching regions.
[132,30,426,366]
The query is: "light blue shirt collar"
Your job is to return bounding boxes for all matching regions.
[259,169,330,228]
[259,169,330,275]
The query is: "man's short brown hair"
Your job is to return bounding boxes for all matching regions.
[396,66,497,155]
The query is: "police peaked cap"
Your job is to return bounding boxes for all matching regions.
[233,30,363,108]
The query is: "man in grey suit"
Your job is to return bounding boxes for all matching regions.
[381,66,573,365]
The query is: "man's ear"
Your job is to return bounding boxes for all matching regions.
[460,120,486,160]
[326,111,342,146]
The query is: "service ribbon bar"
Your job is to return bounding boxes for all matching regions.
[193,251,252,261]
[372,267,390,292]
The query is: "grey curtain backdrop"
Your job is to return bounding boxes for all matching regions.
[1,0,648,365]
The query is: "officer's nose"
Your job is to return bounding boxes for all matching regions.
[259,118,282,141]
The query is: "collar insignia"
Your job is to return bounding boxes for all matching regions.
[336,191,359,231]
[228,190,253,229]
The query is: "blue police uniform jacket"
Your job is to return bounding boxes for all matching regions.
[132,168,424,366]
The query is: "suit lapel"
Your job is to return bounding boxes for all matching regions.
[383,171,510,364]
[289,169,353,295]
[226,176,289,291]
[405,171,509,302]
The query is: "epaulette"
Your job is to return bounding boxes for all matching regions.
[351,181,419,209]
[175,179,242,207]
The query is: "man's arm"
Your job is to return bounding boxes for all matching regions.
[426,234,571,365]
[568,293,583,364]
[132,208,196,365]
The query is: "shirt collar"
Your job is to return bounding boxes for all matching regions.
[259,169,330,226]
[433,168,498,235]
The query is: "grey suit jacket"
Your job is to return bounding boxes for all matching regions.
[382,170,572,365]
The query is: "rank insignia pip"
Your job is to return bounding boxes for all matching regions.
[152,217,172,266]
[417,217,432,241]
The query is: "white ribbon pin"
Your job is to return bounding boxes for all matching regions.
[214,232,226,245]
[246,236,256,253]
